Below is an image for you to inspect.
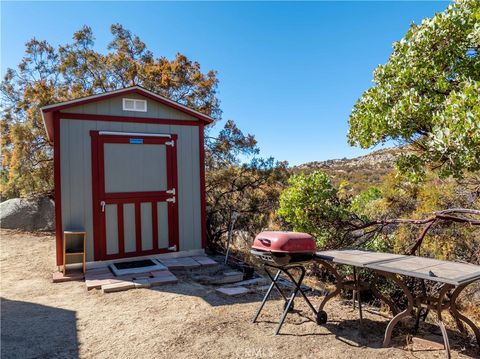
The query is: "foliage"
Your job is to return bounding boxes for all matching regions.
[1,24,221,198]
[277,169,479,262]
[348,0,480,179]
[348,186,382,220]
[350,171,480,262]
[205,120,289,247]
[277,171,352,247]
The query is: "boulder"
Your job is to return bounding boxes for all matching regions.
[0,197,55,231]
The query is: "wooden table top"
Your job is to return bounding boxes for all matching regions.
[316,249,405,267]
[316,249,480,286]
[368,255,480,285]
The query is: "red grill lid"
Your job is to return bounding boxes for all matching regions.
[252,231,316,253]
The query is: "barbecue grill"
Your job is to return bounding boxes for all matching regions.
[251,231,326,334]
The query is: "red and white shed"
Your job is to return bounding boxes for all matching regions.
[41,86,213,266]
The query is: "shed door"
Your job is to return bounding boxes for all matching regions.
[91,131,178,261]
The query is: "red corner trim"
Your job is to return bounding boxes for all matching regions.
[53,112,63,266]
[199,124,207,249]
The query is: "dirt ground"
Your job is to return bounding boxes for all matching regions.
[0,230,478,359]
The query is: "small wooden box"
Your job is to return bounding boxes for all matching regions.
[63,231,86,275]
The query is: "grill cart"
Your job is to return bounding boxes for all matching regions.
[251,231,326,334]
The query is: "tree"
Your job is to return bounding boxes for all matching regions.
[277,171,353,248]
[348,0,480,179]
[1,24,286,250]
[1,24,221,198]
[205,120,288,249]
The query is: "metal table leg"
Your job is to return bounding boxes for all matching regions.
[449,282,480,351]
[380,271,414,347]
[316,259,344,313]
[436,284,453,359]
[370,273,399,316]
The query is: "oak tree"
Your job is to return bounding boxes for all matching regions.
[348,0,480,179]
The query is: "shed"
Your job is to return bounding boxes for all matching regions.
[41,86,213,266]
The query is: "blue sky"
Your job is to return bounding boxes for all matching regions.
[1,1,448,165]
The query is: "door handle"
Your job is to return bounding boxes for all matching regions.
[100,201,106,212]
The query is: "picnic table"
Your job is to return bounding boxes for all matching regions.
[315,249,480,358]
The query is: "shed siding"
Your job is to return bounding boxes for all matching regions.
[59,118,202,261]
[61,93,198,122]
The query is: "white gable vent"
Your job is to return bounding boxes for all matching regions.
[122,98,147,112]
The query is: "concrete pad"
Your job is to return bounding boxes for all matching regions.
[191,256,218,267]
[109,260,167,277]
[85,277,126,290]
[85,271,115,281]
[52,270,84,283]
[210,272,244,284]
[216,286,250,296]
[256,285,272,292]
[224,277,269,287]
[133,279,151,289]
[86,267,111,276]
[150,270,172,277]
[102,281,136,293]
[149,273,178,287]
[158,257,201,269]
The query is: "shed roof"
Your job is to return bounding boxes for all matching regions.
[41,86,215,142]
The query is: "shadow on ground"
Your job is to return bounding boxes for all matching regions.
[146,275,267,307]
[272,309,479,358]
[1,298,79,359]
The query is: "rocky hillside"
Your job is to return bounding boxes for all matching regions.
[294,147,402,193]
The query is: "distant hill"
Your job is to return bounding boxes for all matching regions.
[294,147,403,193]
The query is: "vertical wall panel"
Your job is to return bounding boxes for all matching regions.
[123,203,136,253]
[82,120,94,261]
[141,202,153,251]
[60,120,71,234]
[67,121,85,228]
[157,202,169,248]
[105,205,119,255]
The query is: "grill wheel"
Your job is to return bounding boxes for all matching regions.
[316,310,328,324]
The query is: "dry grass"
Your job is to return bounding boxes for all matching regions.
[0,229,478,359]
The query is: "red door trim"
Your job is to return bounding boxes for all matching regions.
[166,138,179,250]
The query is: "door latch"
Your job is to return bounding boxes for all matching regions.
[165,140,175,147]
[168,245,177,251]
[100,201,106,212]
[166,188,176,195]
[166,197,176,204]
